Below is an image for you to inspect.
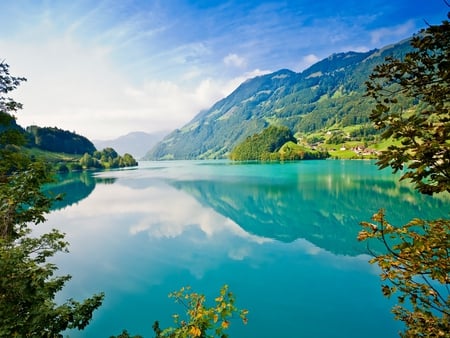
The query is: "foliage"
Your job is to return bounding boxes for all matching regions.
[0,220,104,337]
[0,60,104,336]
[366,13,450,195]
[229,126,328,161]
[80,147,138,169]
[109,285,248,338]
[110,329,143,338]
[229,125,296,161]
[155,285,248,338]
[325,131,348,145]
[359,210,449,337]
[348,124,379,140]
[1,69,135,172]
[359,13,450,337]
[0,61,29,178]
[278,141,329,161]
[0,61,26,116]
[27,125,96,155]
[23,145,138,173]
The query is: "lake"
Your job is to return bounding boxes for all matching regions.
[40,160,449,337]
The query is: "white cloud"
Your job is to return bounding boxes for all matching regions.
[1,0,443,142]
[370,20,415,45]
[57,177,271,247]
[3,27,270,141]
[3,36,221,140]
[223,53,246,68]
[222,68,272,93]
[170,42,211,65]
[295,54,320,71]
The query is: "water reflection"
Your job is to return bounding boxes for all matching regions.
[46,177,392,338]
[42,160,448,338]
[46,161,449,256]
[168,164,448,255]
[44,171,117,210]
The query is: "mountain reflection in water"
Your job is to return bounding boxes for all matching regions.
[43,160,448,338]
[166,160,448,255]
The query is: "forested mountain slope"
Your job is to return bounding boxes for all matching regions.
[27,125,96,154]
[144,38,413,160]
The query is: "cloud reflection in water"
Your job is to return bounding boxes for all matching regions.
[41,160,426,337]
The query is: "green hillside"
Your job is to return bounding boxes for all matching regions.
[27,125,96,154]
[0,118,138,172]
[144,38,414,160]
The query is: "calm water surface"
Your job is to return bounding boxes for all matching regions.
[40,160,449,338]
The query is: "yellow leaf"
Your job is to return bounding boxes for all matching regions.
[189,326,201,337]
[357,231,369,241]
[221,320,229,329]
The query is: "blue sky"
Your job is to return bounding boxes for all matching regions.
[0,0,447,140]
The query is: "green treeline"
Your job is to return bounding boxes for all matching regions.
[24,126,138,172]
[58,147,138,172]
[229,125,329,161]
[27,125,96,154]
[82,147,137,169]
[278,141,329,160]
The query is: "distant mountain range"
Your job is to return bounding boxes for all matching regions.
[94,131,168,159]
[144,38,413,160]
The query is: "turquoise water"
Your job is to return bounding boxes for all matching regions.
[40,160,449,337]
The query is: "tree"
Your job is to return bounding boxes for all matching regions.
[26,125,96,154]
[229,125,296,161]
[359,12,450,337]
[110,285,248,338]
[120,153,138,167]
[359,211,449,337]
[155,285,248,338]
[365,13,450,195]
[0,60,104,336]
[0,62,29,179]
[82,149,137,169]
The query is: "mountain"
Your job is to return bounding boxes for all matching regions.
[94,131,168,159]
[27,125,96,155]
[144,38,413,160]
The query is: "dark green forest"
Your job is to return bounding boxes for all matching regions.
[27,125,96,154]
[229,125,328,161]
[2,124,138,172]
